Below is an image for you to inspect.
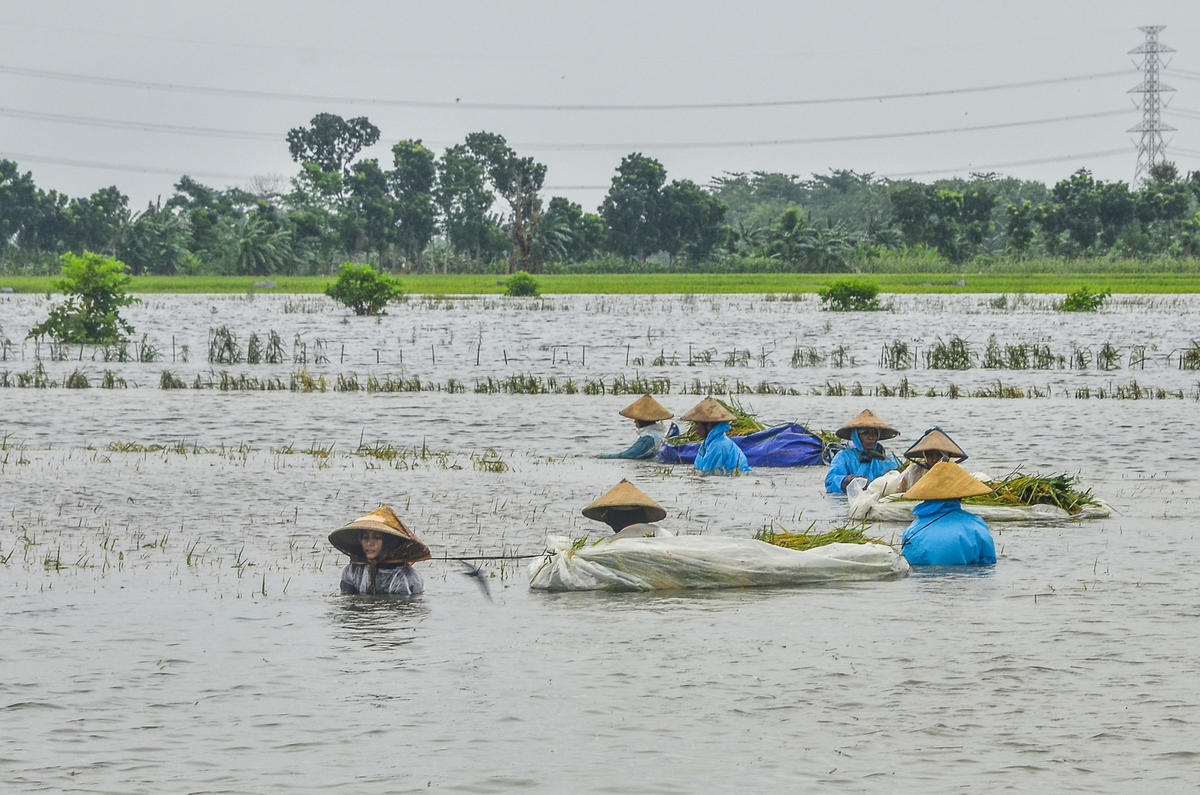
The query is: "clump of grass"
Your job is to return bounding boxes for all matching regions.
[473,448,509,472]
[160,370,187,389]
[925,335,972,369]
[100,370,127,389]
[208,326,242,364]
[64,369,90,388]
[880,340,915,369]
[1180,341,1200,370]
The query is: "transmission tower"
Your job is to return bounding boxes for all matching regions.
[1128,25,1175,184]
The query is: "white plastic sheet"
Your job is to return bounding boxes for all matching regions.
[846,470,1112,522]
[528,534,910,592]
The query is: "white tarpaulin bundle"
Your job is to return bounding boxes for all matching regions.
[846,470,1112,523]
[528,534,910,592]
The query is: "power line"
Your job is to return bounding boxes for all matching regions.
[881,148,1131,179]
[0,107,282,141]
[0,63,1133,111]
[0,104,1132,150]
[0,150,256,181]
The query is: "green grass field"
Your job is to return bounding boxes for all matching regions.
[1,270,1197,295]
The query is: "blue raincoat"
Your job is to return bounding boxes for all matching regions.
[824,429,901,493]
[694,422,751,475]
[901,499,996,566]
[598,422,666,460]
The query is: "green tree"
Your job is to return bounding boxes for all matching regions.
[436,144,496,268]
[344,159,395,264]
[817,279,881,311]
[658,179,726,263]
[465,132,547,273]
[324,262,402,315]
[64,186,129,257]
[28,251,139,342]
[232,215,292,274]
[601,153,666,261]
[286,113,380,203]
[118,201,189,274]
[1004,200,1037,255]
[389,140,438,268]
[0,160,38,260]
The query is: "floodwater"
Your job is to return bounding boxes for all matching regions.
[1,292,1199,792]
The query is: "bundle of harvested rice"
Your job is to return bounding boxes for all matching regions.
[755,522,888,551]
[964,472,1097,515]
[665,397,765,445]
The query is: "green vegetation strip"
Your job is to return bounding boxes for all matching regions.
[2,268,1199,295]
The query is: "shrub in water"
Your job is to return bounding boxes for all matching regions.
[817,279,881,311]
[27,251,139,343]
[325,262,403,316]
[1057,287,1111,312]
[505,270,539,297]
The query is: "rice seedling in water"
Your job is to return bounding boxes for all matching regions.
[791,347,825,367]
[101,370,127,389]
[136,334,159,362]
[473,448,509,473]
[160,370,187,389]
[880,340,915,369]
[64,369,90,388]
[208,326,242,364]
[1180,341,1200,370]
[16,362,51,388]
[925,335,973,369]
[1071,347,1092,369]
[1097,342,1121,371]
[829,345,854,368]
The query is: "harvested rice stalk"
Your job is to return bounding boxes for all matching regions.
[964,472,1097,515]
[665,397,765,445]
[755,522,888,551]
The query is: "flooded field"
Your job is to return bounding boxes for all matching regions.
[2,292,1199,792]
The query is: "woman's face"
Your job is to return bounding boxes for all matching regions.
[923,450,948,468]
[858,428,880,448]
[360,530,385,561]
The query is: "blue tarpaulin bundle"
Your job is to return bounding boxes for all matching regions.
[657,423,825,467]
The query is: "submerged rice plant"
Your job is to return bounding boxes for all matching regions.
[925,336,973,369]
[880,340,915,369]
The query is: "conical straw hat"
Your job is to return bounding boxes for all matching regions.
[904,427,967,463]
[619,394,673,421]
[328,505,432,564]
[679,396,735,423]
[902,461,992,501]
[836,409,898,441]
[581,479,667,524]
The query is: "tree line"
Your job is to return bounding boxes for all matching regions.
[2,111,1199,277]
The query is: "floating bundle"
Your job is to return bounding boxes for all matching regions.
[965,472,1097,516]
[756,524,887,552]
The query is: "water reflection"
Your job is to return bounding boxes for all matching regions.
[326,595,430,651]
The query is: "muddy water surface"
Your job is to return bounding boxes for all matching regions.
[1,293,1199,792]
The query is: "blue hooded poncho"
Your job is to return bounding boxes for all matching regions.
[824,429,901,493]
[901,499,996,566]
[694,421,751,475]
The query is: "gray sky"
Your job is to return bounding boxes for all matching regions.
[3,0,1198,211]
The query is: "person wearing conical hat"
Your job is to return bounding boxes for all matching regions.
[582,479,671,540]
[597,394,673,460]
[824,409,901,493]
[680,396,750,476]
[900,460,996,566]
[329,505,431,595]
[895,427,968,494]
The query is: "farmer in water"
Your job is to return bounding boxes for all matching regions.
[582,479,670,540]
[900,460,996,566]
[824,409,901,493]
[896,426,969,494]
[679,396,750,476]
[597,394,673,460]
[329,505,430,595]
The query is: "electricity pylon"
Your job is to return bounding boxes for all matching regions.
[1128,25,1175,184]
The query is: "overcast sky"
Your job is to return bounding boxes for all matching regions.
[3,0,1198,211]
